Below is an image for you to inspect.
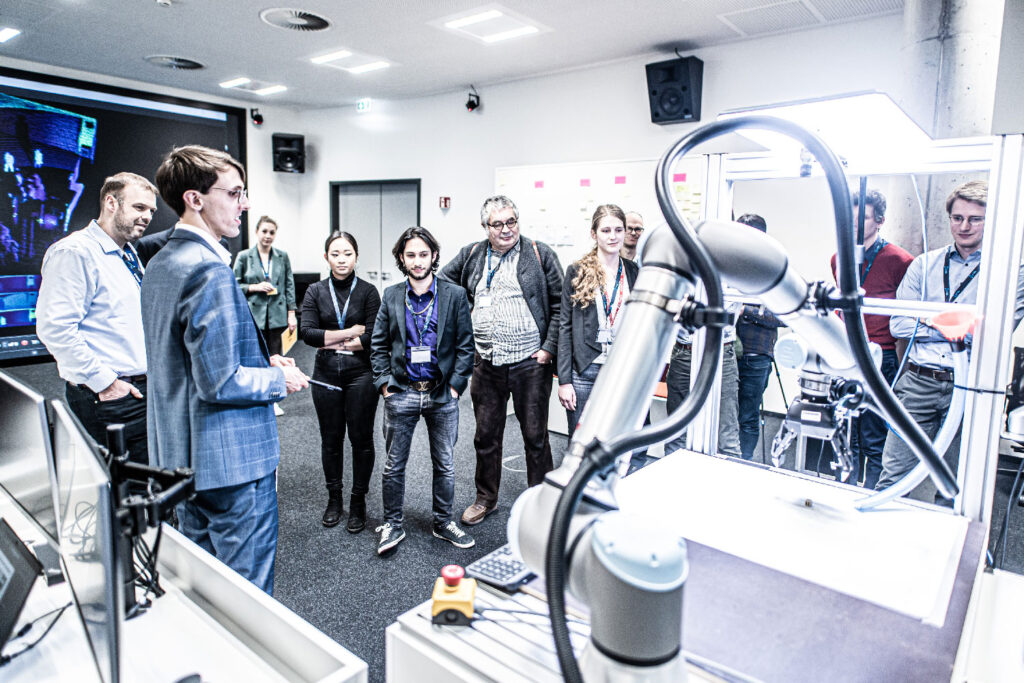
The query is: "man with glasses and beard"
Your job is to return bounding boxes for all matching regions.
[37,172,157,464]
[440,195,564,527]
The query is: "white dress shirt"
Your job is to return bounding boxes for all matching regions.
[36,220,146,392]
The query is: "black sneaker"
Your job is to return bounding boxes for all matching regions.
[432,520,475,549]
[376,523,405,554]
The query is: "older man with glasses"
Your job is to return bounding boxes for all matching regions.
[876,180,1024,501]
[440,195,564,526]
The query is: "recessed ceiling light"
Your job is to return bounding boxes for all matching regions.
[254,85,288,96]
[481,25,538,43]
[219,77,251,89]
[445,10,502,29]
[0,28,21,43]
[346,61,389,75]
[311,49,353,65]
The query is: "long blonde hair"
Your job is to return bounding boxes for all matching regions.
[571,204,626,308]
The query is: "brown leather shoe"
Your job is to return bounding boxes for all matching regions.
[461,502,497,526]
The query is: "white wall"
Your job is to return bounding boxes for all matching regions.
[291,14,910,274]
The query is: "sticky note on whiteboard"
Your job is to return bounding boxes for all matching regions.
[673,173,687,183]
[580,178,591,187]
[534,180,544,189]
[614,176,626,184]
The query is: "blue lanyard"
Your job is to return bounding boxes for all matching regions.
[598,258,624,318]
[329,276,357,330]
[860,238,886,283]
[404,281,436,347]
[486,244,513,289]
[120,247,143,287]
[943,248,980,303]
[259,251,272,281]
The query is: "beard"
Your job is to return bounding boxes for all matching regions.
[113,208,145,242]
[407,266,432,281]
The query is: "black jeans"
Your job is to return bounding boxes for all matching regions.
[65,378,148,464]
[260,326,287,357]
[311,352,378,495]
[470,353,553,506]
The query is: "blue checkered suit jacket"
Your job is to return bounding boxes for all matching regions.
[141,229,287,491]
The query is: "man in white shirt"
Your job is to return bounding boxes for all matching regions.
[36,172,157,463]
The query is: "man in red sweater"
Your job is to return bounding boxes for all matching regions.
[829,189,913,489]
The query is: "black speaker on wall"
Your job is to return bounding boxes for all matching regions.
[645,56,703,125]
[272,133,305,173]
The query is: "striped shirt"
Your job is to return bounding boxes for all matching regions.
[472,240,541,365]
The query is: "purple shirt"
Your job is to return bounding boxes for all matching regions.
[404,278,441,382]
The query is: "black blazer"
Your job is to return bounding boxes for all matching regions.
[370,278,474,404]
[557,259,640,381]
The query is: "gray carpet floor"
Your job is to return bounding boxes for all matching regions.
[8,346,1024,682]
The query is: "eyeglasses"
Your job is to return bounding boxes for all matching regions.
[209,187,248,202]
[950,214,984,226]
[487,217,518,230]
[625,226,645,234]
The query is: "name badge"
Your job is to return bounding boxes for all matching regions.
[335,349,354,355]
[410,346,431,364]
[477,294,493,308]
[597,328,612,344]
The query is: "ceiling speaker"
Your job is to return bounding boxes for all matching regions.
[272,133,305,173]
[645,56,703,125]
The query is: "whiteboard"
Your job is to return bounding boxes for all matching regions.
[495,157,706,268]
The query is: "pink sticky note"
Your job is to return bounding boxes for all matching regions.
[673,173,687,183]
[580,178,591,187]
[534,180,544,189]
[614,176,626,184]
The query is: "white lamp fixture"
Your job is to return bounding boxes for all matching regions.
[444,9,503,29]
[219,77,251,89]
[0,28,22,43]
[433,5,547,45]
[346,61,389,75]
[718,92,934,177]
[253,85,287,96]
[311,49,353,65]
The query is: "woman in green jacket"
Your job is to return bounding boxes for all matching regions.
[233,215,297,355]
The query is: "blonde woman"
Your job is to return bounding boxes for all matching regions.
[557,204,639,436]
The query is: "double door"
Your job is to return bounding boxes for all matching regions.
[330,180,420,293]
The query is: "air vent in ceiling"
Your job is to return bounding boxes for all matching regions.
[145,55,205,70]
[260,8,331,32]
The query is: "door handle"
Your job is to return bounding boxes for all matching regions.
[366,270,379,279]
[381,272,392,281]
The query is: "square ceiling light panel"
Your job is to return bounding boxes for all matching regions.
[431,5,550,44]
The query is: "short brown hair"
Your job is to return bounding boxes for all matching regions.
[98,172,156,207]
[155,145,245,216]
[945,180,987,214]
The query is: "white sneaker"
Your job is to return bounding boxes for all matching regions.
[274,403,284,416]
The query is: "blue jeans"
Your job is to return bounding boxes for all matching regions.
[382,389,459,528]
[736,353,773,460]
[665,342,741,457]
[177,470,279,594]
[566,362,602,438]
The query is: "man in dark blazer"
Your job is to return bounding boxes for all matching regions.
[370,226,475,555]
[142,145,308,594]
[136,225,230,266]
[439,195,563,527]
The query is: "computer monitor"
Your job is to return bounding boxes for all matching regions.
[50,400,122,683]
[0,370,59,548]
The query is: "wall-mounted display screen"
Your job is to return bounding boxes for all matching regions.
[0,68,246,364]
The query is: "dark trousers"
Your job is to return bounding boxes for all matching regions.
[470,354,553,506]
[737,353,773,460]
[65,378,148,464]
[260,325,286,357]
[846,348,898,489]
[311,352,378,495]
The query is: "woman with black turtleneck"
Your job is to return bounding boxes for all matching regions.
[300,231,381,533]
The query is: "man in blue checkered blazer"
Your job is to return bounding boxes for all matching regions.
[142,146,308,594]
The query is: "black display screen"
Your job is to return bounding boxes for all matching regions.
[0,68,246,364]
